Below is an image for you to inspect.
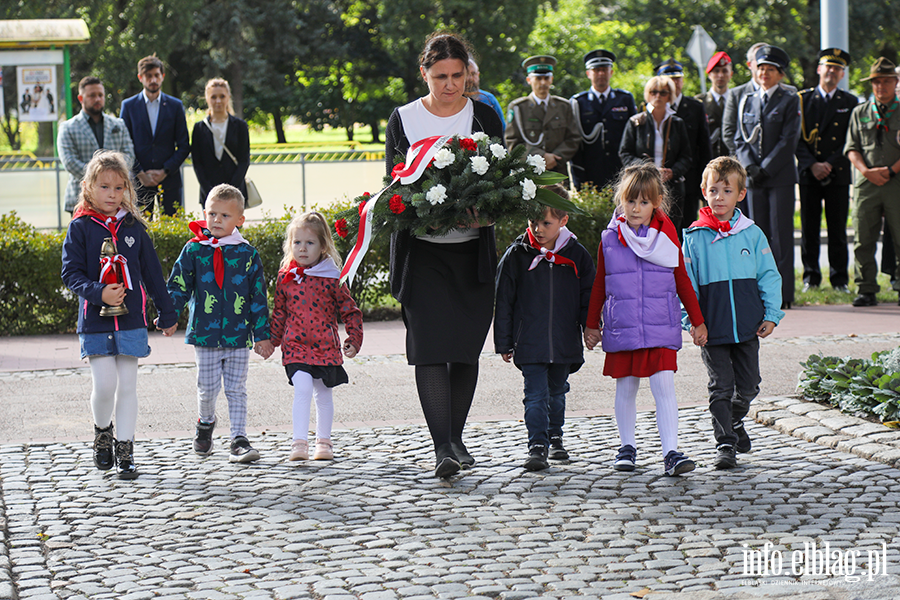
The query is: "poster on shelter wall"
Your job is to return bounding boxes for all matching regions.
[17,66,57,122]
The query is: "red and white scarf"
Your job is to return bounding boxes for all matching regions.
[188,220,248,289]
[282,257,340,285]
[74,207,135,290]
[612,210,680,268]
[690,207,754,243]
[525,226,580,277]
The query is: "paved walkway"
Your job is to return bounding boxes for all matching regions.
[1,303,899,599]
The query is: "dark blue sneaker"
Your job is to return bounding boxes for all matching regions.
[614,445,637,471]
[523,445,549,471]
[664,450,695,476]
[715,444,737,469]
[733,421,751,453]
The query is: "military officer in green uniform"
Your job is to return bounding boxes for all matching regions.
[844,57,900,307]
[505,55,580,177]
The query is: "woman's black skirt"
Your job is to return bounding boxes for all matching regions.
[402,238,494,365]
[285,363,349,388]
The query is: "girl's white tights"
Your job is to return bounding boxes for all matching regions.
[291,370,334,441]
[89,355,139,440]
[614,370,679,456]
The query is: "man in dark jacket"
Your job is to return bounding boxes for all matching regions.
[796,48,857,293]
[494,196,595,472]
[697,52,734,159]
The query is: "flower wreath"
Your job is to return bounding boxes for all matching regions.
[336,134,582,283]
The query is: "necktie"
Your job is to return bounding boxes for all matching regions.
[718,96,725,111]
[598,94,606,111]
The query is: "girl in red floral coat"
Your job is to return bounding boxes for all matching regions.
[270,212,363,462]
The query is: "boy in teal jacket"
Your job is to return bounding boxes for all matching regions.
[167,184,273,462]
[681,157,784,470]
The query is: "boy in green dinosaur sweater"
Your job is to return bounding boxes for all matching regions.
[167,184,273,463]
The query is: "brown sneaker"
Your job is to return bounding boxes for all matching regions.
[313,438,334,460]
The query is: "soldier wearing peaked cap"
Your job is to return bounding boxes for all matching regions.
[796,48,858,294]
[569,49,636,190]
[505,55,580,178]
[696,52,734,159]
[654,58,712,234]
[844,57,900,307]
[734,44,801,308]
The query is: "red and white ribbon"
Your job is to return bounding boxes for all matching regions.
[99,254,134,290]
[340,134,453,285]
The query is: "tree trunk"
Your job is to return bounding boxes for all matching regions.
[368,120,381,144]
[227,61,244,119]
[273,107,286,144]
[37,122,54,156]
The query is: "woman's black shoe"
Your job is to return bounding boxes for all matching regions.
[115,440,138,480]
[434,443,460,478]
[450,439,474,468]
[92,423,115,471]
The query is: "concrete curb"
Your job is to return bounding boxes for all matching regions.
[751,396,900,468]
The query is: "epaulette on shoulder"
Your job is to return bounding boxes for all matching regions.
[799,88,815,95]
[613,88,634,97]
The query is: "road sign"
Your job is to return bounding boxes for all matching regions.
[686,25,717,94]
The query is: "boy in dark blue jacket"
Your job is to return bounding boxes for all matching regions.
[494,186,596,471]
[682,157,784,470]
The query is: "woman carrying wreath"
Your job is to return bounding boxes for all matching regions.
[191,78,250,206]
[618,76,693,240]
[384,32,504,478]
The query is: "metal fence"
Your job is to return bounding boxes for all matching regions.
[0,149,388,230]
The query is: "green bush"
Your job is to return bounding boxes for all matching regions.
[798,347,900,423]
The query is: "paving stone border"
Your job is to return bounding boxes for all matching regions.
[751,396,900,469]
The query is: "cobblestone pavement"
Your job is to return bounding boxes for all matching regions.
[3,407,900,600]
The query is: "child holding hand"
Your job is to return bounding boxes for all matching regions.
[61,150,178,480]
[584,163,706,476]
[269,212,363,462]
[682,157,783,469]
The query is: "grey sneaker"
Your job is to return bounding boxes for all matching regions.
[193,419,215,455]
[229,436,260,463]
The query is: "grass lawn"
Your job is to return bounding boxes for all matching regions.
[793,271,898,306]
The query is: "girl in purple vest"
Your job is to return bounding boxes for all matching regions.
[584,163,707,476]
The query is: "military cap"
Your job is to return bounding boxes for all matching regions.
[655,58,684,78]
[706,51,732,75]
[818,48,850,69]
[755,45,790,72]
[585,50,616,70]
[861,57,899,81]
[523,55,556,75]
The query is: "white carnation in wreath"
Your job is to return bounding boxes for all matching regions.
[489,143,507,159]
[470,156,490,176]
[526,154,546,175]
[521,178,537,201]
[433,148,455,169]
[471,132,489,142]
[426,184,447,205]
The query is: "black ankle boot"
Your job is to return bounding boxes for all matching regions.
[115,440,138,480]
[434,443,460,478]
[450,438,475,468]
[92,423,115,471]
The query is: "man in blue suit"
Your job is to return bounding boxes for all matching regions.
[569,50,636,191]
[734,45,801,308]
[120,55,190,217]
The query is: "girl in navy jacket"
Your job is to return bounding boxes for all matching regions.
[61,151,178,480]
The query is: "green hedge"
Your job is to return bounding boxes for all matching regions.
[0,186,615,336]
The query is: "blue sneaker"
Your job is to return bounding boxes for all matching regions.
[664,450,695,476]
[614,445,637,471]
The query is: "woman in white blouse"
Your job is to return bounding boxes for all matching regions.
[384,32,504,478]
[190,78,250,206]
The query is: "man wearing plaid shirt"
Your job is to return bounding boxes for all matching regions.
[58,77,135,214]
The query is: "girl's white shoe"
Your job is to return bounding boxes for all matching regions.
[289,439,308,461]
[313,438,333,460]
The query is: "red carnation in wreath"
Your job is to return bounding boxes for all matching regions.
[389,194,406,214]
[460,137,477,151]
[391,163,406,178]
[335,218,349,238]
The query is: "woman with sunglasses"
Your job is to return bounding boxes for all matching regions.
[618,76,693,239]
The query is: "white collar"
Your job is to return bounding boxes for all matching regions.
[141,90,160,104]
[711,90,725,103]
[530,93,549,106]
[672,93,683,110]
[592,87,610,101]
[817,85,835,101]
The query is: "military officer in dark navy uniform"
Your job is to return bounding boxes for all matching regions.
[505,55,581,178]
[696,51,734,159]
[796,48,858,294]
[569,49,636,190]
[656,58,712,231]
